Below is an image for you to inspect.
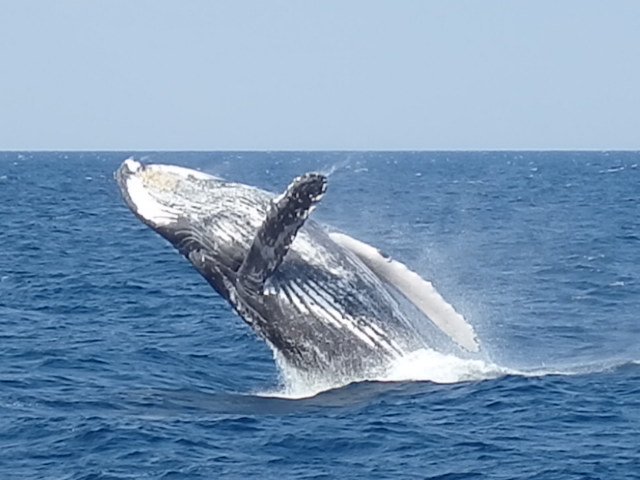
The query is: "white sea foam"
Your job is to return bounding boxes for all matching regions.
[263,348,640,400]
[381,348,509,384]
[263,347,512,399]
[511,358,640,378]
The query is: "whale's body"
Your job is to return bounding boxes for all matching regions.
[116,159,478,380]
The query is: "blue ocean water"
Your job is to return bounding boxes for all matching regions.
[1,151,639,479]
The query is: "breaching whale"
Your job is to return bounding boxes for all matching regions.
[116,158,479,381]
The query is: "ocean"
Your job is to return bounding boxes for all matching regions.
[1,151,638,479]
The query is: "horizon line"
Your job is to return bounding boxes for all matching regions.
[1,148,640,153]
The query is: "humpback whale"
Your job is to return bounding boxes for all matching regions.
[116,158,478,381]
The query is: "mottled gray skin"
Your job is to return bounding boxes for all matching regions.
[116,161,424,379]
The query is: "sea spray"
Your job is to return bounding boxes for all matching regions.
[266,347,510,399]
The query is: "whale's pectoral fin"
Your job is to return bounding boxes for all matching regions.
[329,232,480,352]
[238,173,328,293]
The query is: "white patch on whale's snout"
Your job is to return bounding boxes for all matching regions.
[152,164,220,181]
[119,158,221,227]
[122,159,180,227]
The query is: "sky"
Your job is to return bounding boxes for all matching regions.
[0,1,639,150]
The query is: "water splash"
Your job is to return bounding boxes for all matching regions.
[319,163,342,178]
[265,347,510,399]
[318,153,367,178]
[263,347,640,400]
[381,348,510,383]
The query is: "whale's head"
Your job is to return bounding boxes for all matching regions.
[115,158,223,229]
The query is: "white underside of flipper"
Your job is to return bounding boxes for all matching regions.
[329,232,479,353]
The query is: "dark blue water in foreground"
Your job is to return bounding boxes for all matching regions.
[1,152,639,479]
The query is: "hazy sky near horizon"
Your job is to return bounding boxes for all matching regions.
[1,1,639,150]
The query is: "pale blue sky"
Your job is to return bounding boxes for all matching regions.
[1,1,639,150]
